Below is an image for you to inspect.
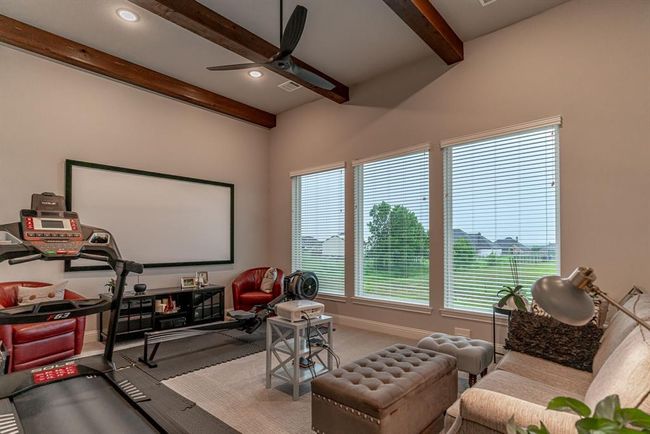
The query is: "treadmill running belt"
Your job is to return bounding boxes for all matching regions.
[13,376,158,434]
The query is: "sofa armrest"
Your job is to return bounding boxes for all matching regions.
[63,289,86,354]
[459,388,579,434]
[232,278,255,311]
[0,325,12,352]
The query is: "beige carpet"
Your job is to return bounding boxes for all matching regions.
[163,325,420,434]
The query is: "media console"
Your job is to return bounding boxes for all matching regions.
[98,285,225,342]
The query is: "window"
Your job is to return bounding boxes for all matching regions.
[354,148,430,305]
[291,165,345,295]
[443,122,560,313]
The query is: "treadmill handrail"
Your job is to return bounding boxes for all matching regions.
[0,298,111,324]
[8,253,44,265]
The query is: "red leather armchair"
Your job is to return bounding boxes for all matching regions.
[232,268,284,311]
[0,282,86,373]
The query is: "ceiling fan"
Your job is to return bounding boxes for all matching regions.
[206,2,335,90]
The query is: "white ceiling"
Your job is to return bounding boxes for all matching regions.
[0,0,569,115]
[432,0,570,41]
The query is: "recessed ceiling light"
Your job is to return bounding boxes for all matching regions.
[116,8,139,22]
[248,70,264,79]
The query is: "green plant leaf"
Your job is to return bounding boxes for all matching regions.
[575,417,622,433]
[620,408,650,428]
[594,395,620,420]
[498,294,512,307]
[506,416,521,434]
[547,397,592,417]
[497,289,509,296]
[526,422,550,434]
[514,296,527,311]
[513,284,524,293]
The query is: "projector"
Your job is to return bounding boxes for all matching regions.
[275,300,324,322]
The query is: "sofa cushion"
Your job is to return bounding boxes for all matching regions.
[12,319,76,344]
[13,332,76,364]
[445,369,583,430]
[470,369,583,404]
[497,351,592,396]
[593,293,650,374]
[238,291,274,306]
[586,327,650,411]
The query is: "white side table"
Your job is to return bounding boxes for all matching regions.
[266,314,334,400]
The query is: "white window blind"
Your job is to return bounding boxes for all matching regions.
[291,166,345,295]
[443,125,560,313]
[354,149,429,305]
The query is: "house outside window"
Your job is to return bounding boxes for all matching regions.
[291,165,345,296]
[354,146,430,305]
[443,119,561,313]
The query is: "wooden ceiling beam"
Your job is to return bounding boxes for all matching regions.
[383,0,463,64]
[0,15,276,128]
[129,0,349,104]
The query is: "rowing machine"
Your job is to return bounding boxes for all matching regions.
[138,271,319,367]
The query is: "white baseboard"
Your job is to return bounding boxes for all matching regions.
[330,314,434,341]
[331,314,507,357]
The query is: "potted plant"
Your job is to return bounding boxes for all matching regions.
[105,278,116,292]
[497,257,529,311]
[507,394,650,433]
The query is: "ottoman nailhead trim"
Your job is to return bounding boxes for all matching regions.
[313,393,381,425]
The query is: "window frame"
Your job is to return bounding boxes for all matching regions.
[290,162,346,297]
[442,117,561,314]
[352,144,431,307]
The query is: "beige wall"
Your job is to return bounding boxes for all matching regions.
[268,0,650,341]
[0,0,648,342]
[0,44,271,331]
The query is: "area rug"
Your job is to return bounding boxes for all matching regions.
[117,329,266,381]
[164,326,428,434]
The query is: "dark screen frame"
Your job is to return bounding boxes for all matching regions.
[64,159,234,272]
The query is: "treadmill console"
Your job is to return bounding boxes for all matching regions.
[31,361,79,385]
[18,192,109,257]
[21,209,83,253]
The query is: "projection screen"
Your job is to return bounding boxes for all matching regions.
[65,160,234,271]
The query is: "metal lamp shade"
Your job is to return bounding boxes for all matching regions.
[531,275,595,326]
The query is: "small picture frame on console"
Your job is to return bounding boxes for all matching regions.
[196,271,209,287]
[180,276,196,289]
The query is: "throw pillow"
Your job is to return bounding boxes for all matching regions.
[604,286,644,326]
[618,285,644,306]
[259,268,277,294]
[531,294,609,328]
[17,281,67,306]
[505,310,603,372]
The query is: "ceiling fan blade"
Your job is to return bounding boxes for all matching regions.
[279,5,307,56]
[289,63,335,90]
[206,63,267,71]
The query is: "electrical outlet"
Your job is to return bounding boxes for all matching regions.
[454,327,471,338]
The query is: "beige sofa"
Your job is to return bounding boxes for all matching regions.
[445,293,650,433]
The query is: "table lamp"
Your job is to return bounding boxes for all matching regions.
[532,266,650,331]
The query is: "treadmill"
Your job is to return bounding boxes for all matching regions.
[0,192,233,434]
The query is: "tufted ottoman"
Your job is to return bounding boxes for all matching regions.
[417,333,493,386]
[311,344,457,434]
